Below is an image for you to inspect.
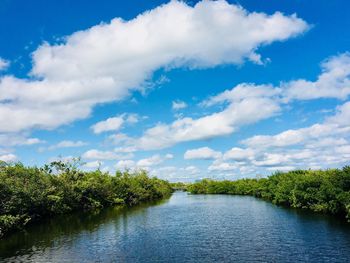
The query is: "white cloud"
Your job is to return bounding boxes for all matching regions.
[184,147,222,160]
[48,155,75,163]
[284,52,350,101]
[0,0,308,133]
[125,113,139,124]
[137,154,172,167]
[172,100,187,110]
[0,153,17,162]
[0,134,43,147]
[327,100,350,125]
[208,160,237,171]
[204,52,350,104]
[266,166,296,172]
[148,52,350,155]
[47,140,87,150]
[149,166,178,179]
[23,138,42,145]
[108,133,135,146]
[83,160,103,169]
[184,165,200,175]
[242,129,306,148]
[114,145,137,153]
[165,153,174,159]
[223,147,255,161]
[0,58,9,71]
[92,116,125,134]
[209,101,350,175]
[137,154,164,167]
[201,83,280,107]
[115,159,136,170]
[252,153,290,167]
[91,113,139,134]
[149,165,204,181]
[115,153,173,171]
[82,149,132,160]
[243,101,350,149]
[116,83,281,150]
[91,51,350,178]
[32,1,307,78]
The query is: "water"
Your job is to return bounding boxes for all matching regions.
[1,192,350,262]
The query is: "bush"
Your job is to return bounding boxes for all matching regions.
[188,166,350,221]
[0,160,173,238]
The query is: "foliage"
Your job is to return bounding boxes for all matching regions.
[0,160,173,238]
[188,166,350,221]
[170,182,189,191]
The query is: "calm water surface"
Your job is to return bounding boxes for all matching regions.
[1,192,350,262]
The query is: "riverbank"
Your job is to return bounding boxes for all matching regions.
[0,160,173,238]
[188,166,350,221]
[2,192,349,262]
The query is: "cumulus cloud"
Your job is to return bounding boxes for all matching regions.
[283,52,350,100]
[148,165,203,181]
[116,83,281,150]
[203,52,350,109]
[184,147,222,160]
[137,153,173,167]
[242,101,350,149]
[208,160,237,171]
[83,160,103,169]
[115,153,173,171]
[208,101,350,175]
[223,147,255,161]
[115,159,137,170]
[201,83,280,107]
[92,116,125,134]
[137,154,165,167]
[0,153,17,162]
[0,0,308,133]
[109,51,350,178]
[82,149,133,160]
[91,113,139,134]
[128,52,350,151]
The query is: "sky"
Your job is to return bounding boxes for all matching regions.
[0,0,350,182]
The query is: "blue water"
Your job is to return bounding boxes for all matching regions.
[1,192,350,262]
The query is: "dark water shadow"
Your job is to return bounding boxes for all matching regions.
[0,197,170,259]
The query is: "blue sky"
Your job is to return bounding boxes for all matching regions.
[0,0,350,181]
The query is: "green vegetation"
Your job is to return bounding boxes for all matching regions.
[0,159,173,238]
[170,182,189,191]
[188,166,350,221]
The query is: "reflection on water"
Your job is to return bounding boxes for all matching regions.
[1,192,350,262]
[0,198,169,261]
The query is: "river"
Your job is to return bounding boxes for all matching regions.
[1,192,350,262]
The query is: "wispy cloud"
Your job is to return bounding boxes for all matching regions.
[172,100,187,110]
[0,57,9,71]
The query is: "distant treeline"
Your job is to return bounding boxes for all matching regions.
[170,182,188,191]
[0,160,173,238]
[188,167,350,221]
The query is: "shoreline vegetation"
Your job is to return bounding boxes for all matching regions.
[188,166,350,222]
[0,159,173,238]
[1,161,350,239]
